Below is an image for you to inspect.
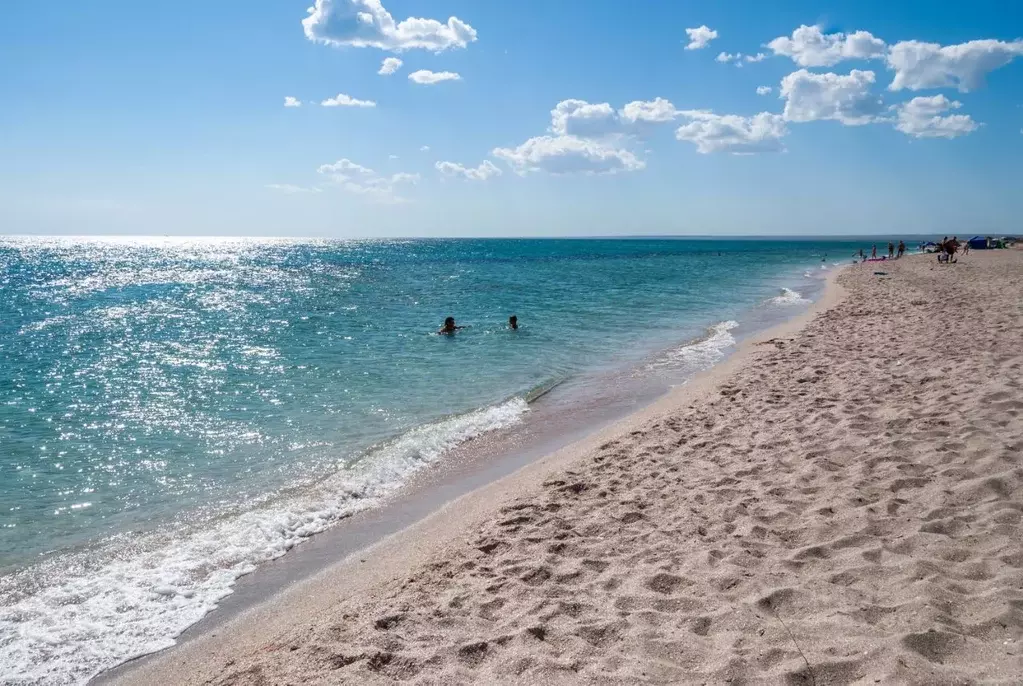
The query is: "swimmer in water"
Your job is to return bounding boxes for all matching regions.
[438,316,464,335]
[508,315,518,330]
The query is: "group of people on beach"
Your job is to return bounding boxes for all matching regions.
[438,315,517,335]
[858,240,907,262]
[855,237,968,264]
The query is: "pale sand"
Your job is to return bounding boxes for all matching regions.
[108,251,1023,685]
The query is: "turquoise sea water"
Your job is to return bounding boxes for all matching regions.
[0,236,858,683]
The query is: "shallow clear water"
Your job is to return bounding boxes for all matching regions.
[0,236,859,683]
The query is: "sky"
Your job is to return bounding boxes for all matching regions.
[1,0,1022,238]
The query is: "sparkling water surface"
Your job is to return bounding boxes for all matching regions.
[0,235,859,683]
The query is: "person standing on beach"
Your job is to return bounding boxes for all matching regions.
[871,244,877,259]
[888,242,895,259]
[508,315,518,330]
[947,237,960,262]
[897,240,906,258]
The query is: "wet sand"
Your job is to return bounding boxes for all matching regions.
[106,251,1023,685]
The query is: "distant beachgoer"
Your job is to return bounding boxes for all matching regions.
[947,237,960,262]
[438,316,464,335]
[963,240,970,255]
[897,240,905,258]
[858,248,865,261]
[871,244,877,259]
[937,237,958,264]
[508,315,518,330]
[888,242,895,258]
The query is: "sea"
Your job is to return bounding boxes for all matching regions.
[0,236,864,684]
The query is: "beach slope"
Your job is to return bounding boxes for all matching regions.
[109,251,1023,685]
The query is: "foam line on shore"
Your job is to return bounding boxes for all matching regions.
[1,398,529,685]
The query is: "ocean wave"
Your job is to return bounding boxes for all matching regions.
[650,320,739,373]
[0,398,528,685]
[770,287,810,306]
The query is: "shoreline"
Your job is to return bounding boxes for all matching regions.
[107,251,1023,683]
[99,266,849,685]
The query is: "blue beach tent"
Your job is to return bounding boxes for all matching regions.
[967,236,988,249]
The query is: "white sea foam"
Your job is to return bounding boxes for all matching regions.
[650,320,739,374]
[0,398,528,685]
[771,287,810,306]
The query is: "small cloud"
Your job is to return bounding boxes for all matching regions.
[284,96,302,107]
[619,97,679,124]
[317,158,419,203]
[684,25,718,50]
[389,154,399,160]
[493,135,645,176]
[320,93,377,108]
[756,86,773,95]
[420,145,431,152]
[303,0,477,53]
[550,99,618,137]
[767,25,886,67]
[379,57,403,76]
[674,111,788,154]
[892,95,980,138]
[408,69,462,85]
[717,52,765,67]
[780,69,884,126]
[435,159,502,181]
[266,183,321,194]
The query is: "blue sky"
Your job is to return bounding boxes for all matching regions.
[2,0,1022,237]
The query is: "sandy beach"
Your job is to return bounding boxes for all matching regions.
[107,250,1023,685]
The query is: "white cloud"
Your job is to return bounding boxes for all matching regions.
[435,160,503,181]
[550,99,618,136]
[266,183,321,194]
[408,69,461,84]
[317,158,419,203]
[388,154,399,159]
[675,111,788,154]
[493,136,645,175]
[420,145,430,152]
[780,69,883,125]
[715,52,766,67]
[302,0,477,52]
[317,158,375,176]
[768,25,886,67]
[756,86,772,95]
[320,93,376,107]
[283,96,302,107]
[893,95,980,138]
[618,97,680,124]
[887,39,1023,92]
[685,26,718,50]
[378,57,403,75]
